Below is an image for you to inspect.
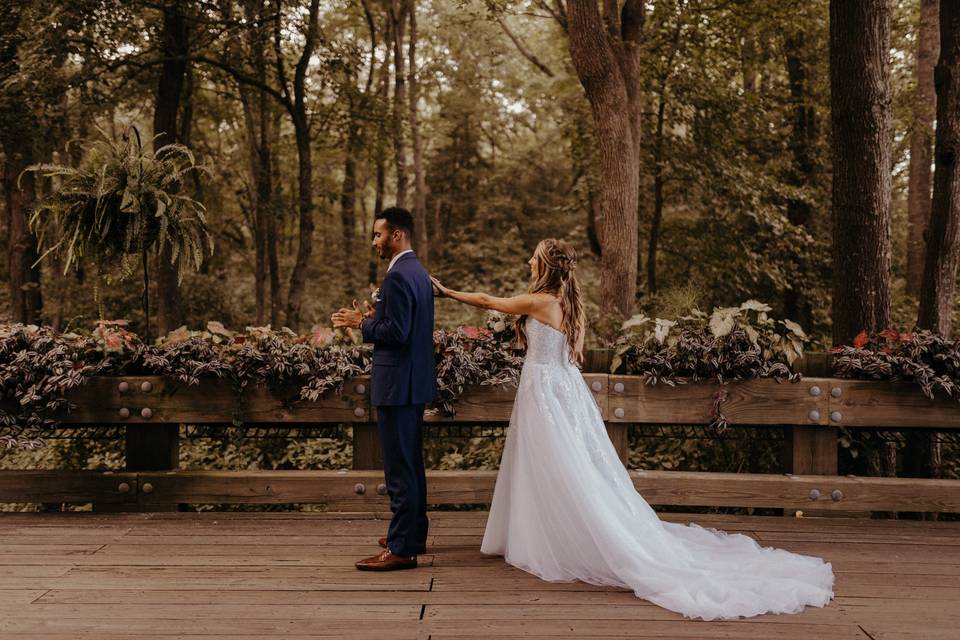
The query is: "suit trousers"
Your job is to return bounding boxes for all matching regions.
[377,403,428,556]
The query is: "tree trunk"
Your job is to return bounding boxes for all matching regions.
[407,0,428,264]
[389,0,408,208]
[340,123,359,297]
[238,73,274,325]
[371,28,391,286]
[783,29,819,330]
[152,0,190,336]
[829,0,892,346]
[282,0,321,332]
[919,2,960,337]
[565,0,644,332]
[906,0,941,297]
[646,11,682,297]
[1,131,43,324]
[647,88,666,295]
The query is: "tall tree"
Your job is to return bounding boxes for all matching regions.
[407,0,428,264]
[565,0,644,328]
[235,0,281,325]
[389,0,408,208]
[906,0,940,297]
[829,0,892,346]
[646,1,684,296]
[918,1,960,337]
[0,3,47,324]
[152,0,191,336]
[783,23,820,331]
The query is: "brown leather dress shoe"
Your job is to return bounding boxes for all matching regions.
[379,536,427,554]
[355,548,417,571]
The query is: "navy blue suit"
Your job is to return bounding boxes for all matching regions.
[360,251,436,556]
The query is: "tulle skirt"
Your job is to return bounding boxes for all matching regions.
[479,361,835,621]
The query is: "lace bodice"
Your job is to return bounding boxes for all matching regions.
[524,316,573,367]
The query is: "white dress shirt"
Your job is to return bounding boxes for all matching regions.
[388,249,414,272]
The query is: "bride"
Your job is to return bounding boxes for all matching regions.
[429,238,835,621]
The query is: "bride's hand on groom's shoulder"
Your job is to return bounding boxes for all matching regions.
[430,275,450,298]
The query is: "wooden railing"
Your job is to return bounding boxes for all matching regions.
[1,352,959,515]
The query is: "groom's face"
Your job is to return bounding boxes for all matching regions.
[372,218,401,260]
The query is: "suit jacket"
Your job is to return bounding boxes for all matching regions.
[361,251,437,406]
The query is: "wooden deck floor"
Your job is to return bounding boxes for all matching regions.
[0,510,957,639]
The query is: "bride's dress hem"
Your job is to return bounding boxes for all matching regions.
[478,316,836,622]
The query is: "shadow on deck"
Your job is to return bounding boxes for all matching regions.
[0,510,957,639]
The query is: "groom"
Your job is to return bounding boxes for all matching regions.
[332,206,436,571]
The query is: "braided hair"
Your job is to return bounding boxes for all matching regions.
[513,239,585,366]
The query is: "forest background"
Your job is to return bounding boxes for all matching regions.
[2,0,958,508]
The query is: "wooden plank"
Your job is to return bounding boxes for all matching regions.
[0,589,46,604]
[829,379,960,428]
[0,618,426,637]
[607,376,829,426]
[42,373,960,429]
[58,375,371,424]
[29,588,694,606]
[421,602,852,624]
[125,469,960,513]
[423,620,862,638]
[0,603,422,620]
[0,471,138,504]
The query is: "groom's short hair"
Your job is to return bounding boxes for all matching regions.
[377,206,415,239]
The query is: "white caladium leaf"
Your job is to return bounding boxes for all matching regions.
[782,318,807,338]
[654,318,676,344]
[709,311,736,337]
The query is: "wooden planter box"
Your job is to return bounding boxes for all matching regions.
[1,371,957,513]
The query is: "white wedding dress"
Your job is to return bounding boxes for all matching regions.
[480,316,835,621]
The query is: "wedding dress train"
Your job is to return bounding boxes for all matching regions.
[479,316,835,621]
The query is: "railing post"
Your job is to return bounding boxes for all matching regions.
[783,425,838,475]
[352,422,383,470]
[785,351,839,495]
[605,424,629,465]
[129,423,180,511]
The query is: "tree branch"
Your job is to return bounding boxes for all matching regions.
[494,14,555,77]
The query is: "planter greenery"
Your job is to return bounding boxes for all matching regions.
[0,311,522,449]
[22,126,213,341]
[610,301,808,431]
[4,302,957,452]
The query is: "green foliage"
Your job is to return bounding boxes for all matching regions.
[611,300,808,431]
[24,126,213,288]
[831,328,960,403]
[0,312,521,447]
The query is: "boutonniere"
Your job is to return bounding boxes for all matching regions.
[372,287,382,303]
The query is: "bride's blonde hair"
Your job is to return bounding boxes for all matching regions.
[513,239,585,366]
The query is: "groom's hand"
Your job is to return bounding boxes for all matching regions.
[359,299,375,319]
[332,299,372,329]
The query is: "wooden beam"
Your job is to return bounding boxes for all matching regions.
[115,469,960,513]
[0,471,139,504]
[45,374,960,429]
